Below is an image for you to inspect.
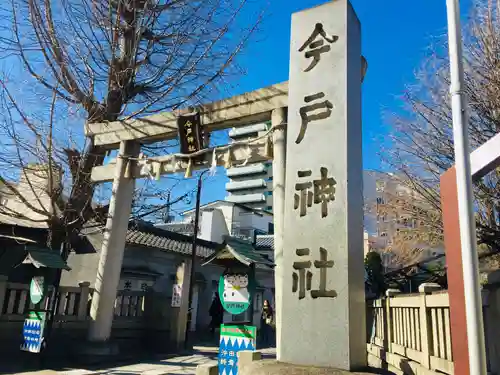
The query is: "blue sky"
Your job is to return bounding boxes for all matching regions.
[188,0,474,210]
[0,0,474,218]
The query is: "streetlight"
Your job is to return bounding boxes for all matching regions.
[185,168,209,347]
[445,0,487,373]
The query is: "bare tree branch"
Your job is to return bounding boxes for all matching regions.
[0,0,261,249]
[382,0,500,254]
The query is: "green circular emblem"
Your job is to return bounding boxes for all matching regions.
[30,276,45,305]
[218,271,255,315]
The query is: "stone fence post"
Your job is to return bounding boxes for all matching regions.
[418,283,442,369]
[77,282,91,319]
[0,275,8,318]
[385,288,401,354]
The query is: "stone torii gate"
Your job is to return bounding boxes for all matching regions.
[86,0,367,371]
[85,82,289,346]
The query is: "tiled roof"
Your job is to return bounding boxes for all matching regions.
[156,222,195,235]
[255,234,274,250]
[203,235,274,269]
[126,221,219,258]
[83,220,220,259]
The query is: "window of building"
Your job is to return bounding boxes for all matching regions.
[380,232,387,237]
[376,197,385,205]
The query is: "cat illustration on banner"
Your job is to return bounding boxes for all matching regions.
[223,274,249,303]
[218,272,254,315]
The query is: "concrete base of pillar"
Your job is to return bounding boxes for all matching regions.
[238,360,391,375]
[78,341,120,362]
[196,362,218,375]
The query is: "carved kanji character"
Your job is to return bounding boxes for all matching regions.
[311,247,337,298]
[294,170,313,217]
[313,167,336,218]
[298,23,338,72]
[297,92,333,144]
[292,248,313,300]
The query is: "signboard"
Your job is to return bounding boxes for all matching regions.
[177,112,204,155]
[29,276,45,305]
[218,324,256,375]
[171,284,182,307]
[218,271,255,315]
[20,311,47,353]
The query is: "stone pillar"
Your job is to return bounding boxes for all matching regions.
[88,140,139,343]
[171,260,192,349]
[271,106,287,356]
[238,350,262,371]
[279,0,365,370]
[0,275,8,318]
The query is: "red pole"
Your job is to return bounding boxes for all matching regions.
[441,167,470,375]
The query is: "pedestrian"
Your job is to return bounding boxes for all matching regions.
[260,299,274,347]
[209,292,224,337]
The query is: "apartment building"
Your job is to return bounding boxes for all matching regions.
[225,123,273,211]
[363,170,444,270]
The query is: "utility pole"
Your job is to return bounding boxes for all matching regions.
[164,191,171,223]
[445,0,487,373]
[184,169,209,347]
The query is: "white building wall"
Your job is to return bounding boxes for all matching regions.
[208,209,230,243]
[232,206,272,233]
[0,164,63,227]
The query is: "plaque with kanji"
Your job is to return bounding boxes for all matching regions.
[218,324,256,375]
[177,112,204,155]
[171,284,182,307]
[20,311,47,353]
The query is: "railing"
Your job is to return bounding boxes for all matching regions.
[367,283,454,375]
[0,276,145,321]
[114,290,145,318]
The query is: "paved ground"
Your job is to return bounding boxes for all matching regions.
[10,346,277,375]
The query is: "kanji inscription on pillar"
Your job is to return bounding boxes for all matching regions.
[296,92,333,144]
[294,167,336,217]
[280,0,365,369]
[292,247,337,300]
[299,23,339,72]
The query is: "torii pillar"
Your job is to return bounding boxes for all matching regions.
[440,132,500,375]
